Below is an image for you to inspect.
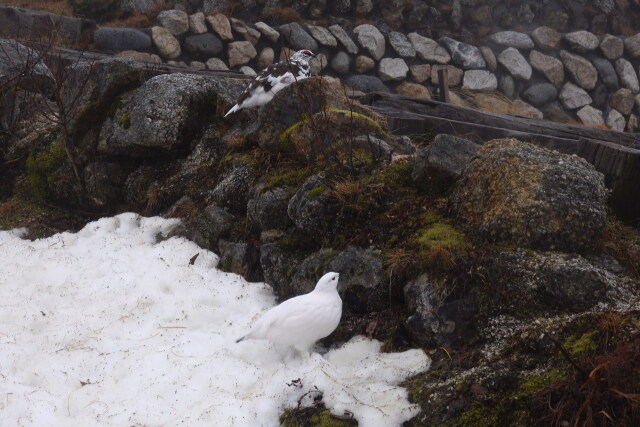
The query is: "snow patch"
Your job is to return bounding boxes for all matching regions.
[0,214,429,426]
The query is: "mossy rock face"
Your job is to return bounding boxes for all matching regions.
[15,140,70,203]
[488,249,638,316]
[454,138,607,252]
[282,109,387,162]
[403,310,640,427]
[280,405,357,427]
[249,77,386,153]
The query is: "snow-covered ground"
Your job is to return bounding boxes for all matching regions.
[0,213,430,426]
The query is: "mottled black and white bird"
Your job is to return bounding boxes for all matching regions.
[224,49,316,117]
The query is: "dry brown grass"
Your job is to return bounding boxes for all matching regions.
[601,219,640,279]
[103,1,172,27]
[265,7,301,24]
[107,13,154,28]
[3,0,72,15]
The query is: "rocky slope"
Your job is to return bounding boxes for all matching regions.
[1,25,640,427]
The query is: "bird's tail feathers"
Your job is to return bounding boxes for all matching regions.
[224,104,239,117]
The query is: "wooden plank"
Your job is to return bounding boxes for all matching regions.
[576,139,640,221]
[376,107,580,153]
[367,92,640,149]
[437,68,449,103]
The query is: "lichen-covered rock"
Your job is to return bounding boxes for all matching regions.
[64,57,144,139]
[151,26,180,59]
[287,174,334,240]
[609,88,635,115]
[247,186,293,231]
[614,58,640,92]
[404,274,475,347]
[255,21,279,43]
[560,50,597,90]
[228,41,257,68]
[157,9,189,36]
[188,12,207,34]
[306,24,337,47]
[563,30,599,52]
[98,73,244,156]
[412,134,477,190]
[409,64,431,83]
[218,239,252,277]
[599,34,623,59]
[531,26,561,50]
[328,24,358,54]
[229,18,261,45]
[576,105,605,126]
[206,58,229,71]
[407,33,450,64]
[497,47,532,81]
[378,58,409,81]
[395,82,431,99]
[529,50,564,85]
[430,65,463,86]
[84,162,128,206]
[480,46,497,72]
[290,245,387,313]
[259,235,294,294]
[462,70,497,90]
[606,109,626,131]
[206,13,233,41]
[355,55,375,73]
[489,31,534,49]
[559,81,592,109]
[248,77,384,152]
[115,50,161,63]
[353,24,385,60]
[210,166,254,214]
[257,47,274,70]
[491,250,638,313]
[454,138,607,251]
[439,37,486,69]
[623,33,640,58]
[168,199,236,251]
[0,39,53,94]
[388,31,416,59]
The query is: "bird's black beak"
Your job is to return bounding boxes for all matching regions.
[312,52,318,58]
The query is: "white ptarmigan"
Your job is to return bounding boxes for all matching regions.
[224,49,316,117]
[236,272,342,349]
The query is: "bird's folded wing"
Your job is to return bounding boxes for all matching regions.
[250,296,315,337]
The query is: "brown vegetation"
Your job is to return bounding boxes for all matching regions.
[3,0,72,16]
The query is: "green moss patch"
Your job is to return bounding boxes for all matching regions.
[517,369,567,399]
[18,140,67,202]
[280,406,357,427]
[564,331,599,358]
[307,185,327,199]
[417,222,467,250]
[118,111,131,129]
[261,168,312,193]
